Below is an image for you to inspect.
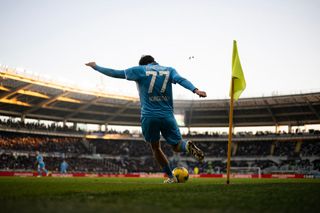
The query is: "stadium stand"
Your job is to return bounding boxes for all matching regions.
[1,130,320,174]
[0,132,87,153]
[0,67,320,176]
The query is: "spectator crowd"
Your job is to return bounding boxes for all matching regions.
[0,119,319,174]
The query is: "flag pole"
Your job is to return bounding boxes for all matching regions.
[226,77,235,184]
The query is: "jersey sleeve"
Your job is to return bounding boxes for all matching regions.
[124,66,145,81]
[171,68,197,92]
[93,65,126,79]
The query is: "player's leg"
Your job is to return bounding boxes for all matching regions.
[172,140,188,153]
[41,162,49,176]
[37,164,42,177]
[150,141,175,178]
[38,162,46,176]
[161,116,204,162]
[39,162,49,176]
[141,117,177,183]
[43,167,49,176]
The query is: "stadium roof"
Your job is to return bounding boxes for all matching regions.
[1,67,320,127]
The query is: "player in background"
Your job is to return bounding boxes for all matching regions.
[60,160,69,174]
[85,55,207,183]
[35,151,49,177]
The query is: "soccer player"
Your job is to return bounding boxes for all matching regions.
[35,151,49,177]
[60,160,69,174]
[85,55,206,183]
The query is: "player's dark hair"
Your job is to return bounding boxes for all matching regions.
[139,55,155,65]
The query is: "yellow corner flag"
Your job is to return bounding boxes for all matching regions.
[230,40,246,100]
[226,40,247,184]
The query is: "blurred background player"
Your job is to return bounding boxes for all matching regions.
[85,55,207,184]
[60,160,69,174]
[35,151,49,177]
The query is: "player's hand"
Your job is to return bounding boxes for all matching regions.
[85,62,96,68]
[194,89,207,98]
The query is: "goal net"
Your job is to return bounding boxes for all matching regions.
[230,167,261,178]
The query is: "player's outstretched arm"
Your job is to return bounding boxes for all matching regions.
[85,62,126,79]
[194,88,207,98]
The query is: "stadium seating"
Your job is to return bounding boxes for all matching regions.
[1,69,320,175]
[1,126,320,174]
[0,132,88,153]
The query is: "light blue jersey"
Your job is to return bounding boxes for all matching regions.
[60,161,68,173]
[37,154,44,164]
[36,153,48,176]
[94,63,196,118]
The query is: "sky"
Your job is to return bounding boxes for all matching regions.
[0,0,320,100]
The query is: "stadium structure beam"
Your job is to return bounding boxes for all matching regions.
[103,100,137,123]
[56,96,81,103]
[17,89,49,99]
[263,100,278,125]
[186,100,195,130]
[86,101,139,109]
[24,113,71,122]
[0,110,111,124]
[188,121,282,127]
[43,91,72,107]
[43,105,138,118]
[0,83,32,100]
[68,117,139,126]
[0,98,31,106]
[0,110,22,117]
[14,112,97,124]
[0,85,10,91]
[273,112,315,117]
[186,105,281,111]
[189,114,271,119]
[22,91,70,114]
[304,97,320,120]
[63,97,101,119]
[45,106,113,116]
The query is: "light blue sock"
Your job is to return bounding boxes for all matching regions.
[179,140,188,153]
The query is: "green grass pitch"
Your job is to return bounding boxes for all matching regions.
[0,177,320,213]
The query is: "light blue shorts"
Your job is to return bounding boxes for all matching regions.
[141,115,182,145]
[38,162,45,169]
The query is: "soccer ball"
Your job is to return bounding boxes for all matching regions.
[173,167,189,183]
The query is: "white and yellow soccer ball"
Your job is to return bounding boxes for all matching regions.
[173,167,189,183]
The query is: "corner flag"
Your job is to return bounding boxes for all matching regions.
[226,40,246,184]
[230,40,246,101]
